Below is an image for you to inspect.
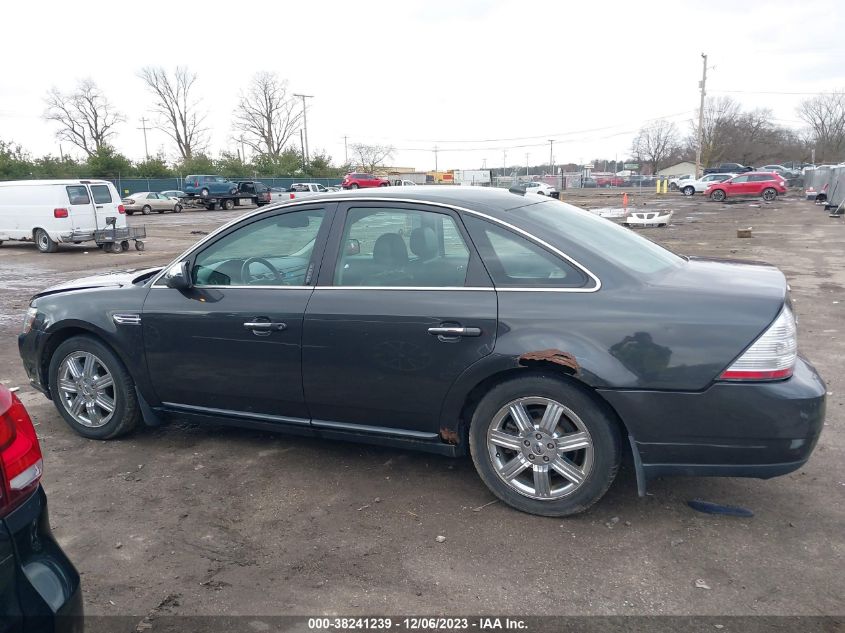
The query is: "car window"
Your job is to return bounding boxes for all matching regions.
[521,200,683,275]
[192,209,326,287]
[66,185,90,205]
[464,217,587,288]
[731,176,749,183]
[316,184,327,192]
[90,185,113,204]
[334,207,470,287]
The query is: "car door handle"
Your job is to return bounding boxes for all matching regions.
[427,326,482,337]
[244,321,287,331]
[95,205,104,209]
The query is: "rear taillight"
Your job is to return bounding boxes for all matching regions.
[118,205,126,214]
[53,208,68,218]
[719,307,797,381]
[290,193,296,199]
[0,391,43,516]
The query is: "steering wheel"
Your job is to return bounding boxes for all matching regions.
[240,257,283,285]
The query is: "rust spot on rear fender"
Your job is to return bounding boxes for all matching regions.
[518,349,579,373]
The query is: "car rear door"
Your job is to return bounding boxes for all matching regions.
[89,183,123,227]
[64,184,97,233]
[302,201,497,437]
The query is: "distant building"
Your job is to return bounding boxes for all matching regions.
[658,161,697,177]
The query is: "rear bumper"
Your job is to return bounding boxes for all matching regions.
[598,356,826,479]
[0,488,83,632]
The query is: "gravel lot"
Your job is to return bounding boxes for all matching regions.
[0,190,842,622]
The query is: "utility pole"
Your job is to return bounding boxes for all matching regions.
[434,145,439,174]
[293,93,314,166]
[239,135,246,163]
[695,53,708,178]
[343,135,348,165]
[137,117,150,160]
[548,139,554,174]
[58,144,64,161]
[503,149,507,177]
[525,153,530,177]
[300,129,307,172]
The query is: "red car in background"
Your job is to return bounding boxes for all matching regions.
[593,175,624,187]
[341,173,390,189]
[705,172,788,202]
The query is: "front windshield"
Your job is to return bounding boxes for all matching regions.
[520,200,684,275]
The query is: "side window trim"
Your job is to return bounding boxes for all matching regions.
[316,201,491,289]
[150,202,336,288]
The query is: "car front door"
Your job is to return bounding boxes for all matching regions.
[302,201,498,438]
[142,203,335,424]
[728,175,751,195]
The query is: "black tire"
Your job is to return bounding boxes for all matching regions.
[223,198,235,210]
[200,188,210,198]
[762,188,777,201]
[126,210,135,216]
[141,205,152,215]
[710,189,726,201]
[682,186,695,196]
[378,182,388,187]
[108,241,123,254]
[349,183,359,189]
[157,209,165,214]
[468,375,621,517]
[174,204,182,213]
[48,335,140,440]
[34,228,58,253]
[134,240,145,251]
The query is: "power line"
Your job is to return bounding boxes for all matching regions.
[710,89,844,96]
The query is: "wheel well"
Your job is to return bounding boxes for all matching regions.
[457,365,632,457]
[40,327,113,390]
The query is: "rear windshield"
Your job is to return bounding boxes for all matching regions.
[519,200,683,275]
[90,184,113,204]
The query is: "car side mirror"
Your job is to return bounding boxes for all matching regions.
[345,238,361,256]
[164,261,192,290]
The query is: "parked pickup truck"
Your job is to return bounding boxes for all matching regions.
[703,162,754,175]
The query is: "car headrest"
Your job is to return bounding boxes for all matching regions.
[409,226,438,260]
[372,233,408,267]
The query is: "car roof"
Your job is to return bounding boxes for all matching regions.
[0,179,112,188]
[269,185,549,219]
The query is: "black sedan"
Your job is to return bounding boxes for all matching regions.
[18,188,825,516]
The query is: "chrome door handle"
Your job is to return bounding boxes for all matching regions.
[427,326,482,337]
[244,321,287,331]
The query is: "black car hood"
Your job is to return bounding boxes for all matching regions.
[33,268,162,299]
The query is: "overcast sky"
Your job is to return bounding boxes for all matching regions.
[2,0,844,171]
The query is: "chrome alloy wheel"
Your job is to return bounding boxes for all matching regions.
[487,397,594,500]
[57,352,116,428]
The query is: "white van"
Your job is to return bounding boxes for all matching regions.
[0,179,127,253]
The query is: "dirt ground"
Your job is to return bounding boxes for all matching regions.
[0,190,843,622]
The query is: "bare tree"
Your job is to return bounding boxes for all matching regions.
[138,66,208,160]
[43,79,123,157]
[798,91,845,162]
[631,120,682,174]
[689,96,741,167]
[233,72,302,157]
[350,143,394,173]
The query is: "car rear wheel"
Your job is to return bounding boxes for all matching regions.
[682,186,695,196]
[141,205,152,215]
[49,336,139,439]
[223,199,235,210]
[469,375,621,517]
[762,188,777,201]
[710,189,726,201]
[200,188,210,198]
[34,228,58,253]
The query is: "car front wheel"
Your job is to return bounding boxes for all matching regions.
[48,336,140,439]
[710,189,726,201]
[469,375,621,517]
